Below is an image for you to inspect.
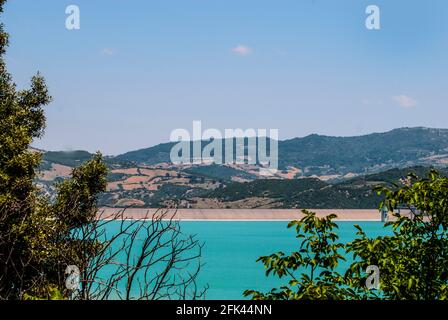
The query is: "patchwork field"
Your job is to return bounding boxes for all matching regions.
[36,138,448,210]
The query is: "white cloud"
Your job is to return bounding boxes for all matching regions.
[100,48,117,56]
[392,95,417,108]
[231,45,252,56]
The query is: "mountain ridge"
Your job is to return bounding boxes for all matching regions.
[35,127,448,209]
[110,127,448,176]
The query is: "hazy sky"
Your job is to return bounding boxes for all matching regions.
[3,0,448,155]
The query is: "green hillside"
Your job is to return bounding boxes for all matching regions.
[183,164,257,182]
[203,166,448,209]
[208,178,328,202]
[278,127,448,172]
[43,150,94,167]
[111,127,448,176]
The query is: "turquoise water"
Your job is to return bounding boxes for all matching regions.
[174,222,389,299]
[98,221,390,299]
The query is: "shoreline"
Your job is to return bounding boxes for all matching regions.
[98,208,384,222]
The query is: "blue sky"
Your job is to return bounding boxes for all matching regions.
[3,0,448,155]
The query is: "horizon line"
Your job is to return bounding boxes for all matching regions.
[32,126,448,157]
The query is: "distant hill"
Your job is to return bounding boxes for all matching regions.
[208,178,328,202]
[113,142,174,165]
[43,150,94,167]
[205,166,448,209]
[111,127,448,177]
[35,127,448,209]
[278,127,448,174]
[182,164,257,182]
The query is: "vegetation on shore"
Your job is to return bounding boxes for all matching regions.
[0,0,204,300]
[1,0,447,301]
[245,170,448,300]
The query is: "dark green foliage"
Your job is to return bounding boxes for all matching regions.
[38,160,52,171]
[113,142,174,164]
[244,210,356,300]
[246,171,448,300]
[208,178,327,202]
[53,153,107,227]
[344,166,448,186]
[183,164,256,182]
[204,166,447,209]
[143,184,193,207]
[346,170,448,300]
[112,128,448,175]
[0,1,107,299]
[1,0,53,298]
[43,150,94,167]
[278,128,448,171]
[106,172,128,182]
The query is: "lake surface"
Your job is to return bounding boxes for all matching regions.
[160,222,390,299]
[97,221,390,299]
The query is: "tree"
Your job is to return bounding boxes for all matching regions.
[346,170,448,300]
[0,1,206,300]
[73,209,206,300]
[244,210,355,300]
[246,171,448,300]
[0,0,55,298]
